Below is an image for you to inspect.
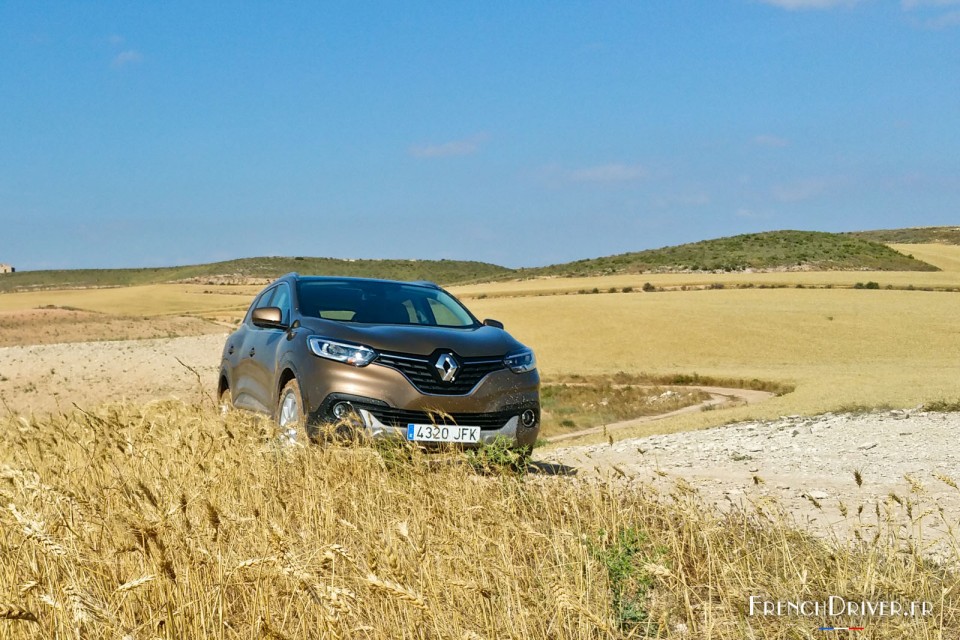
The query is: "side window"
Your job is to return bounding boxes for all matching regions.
[247,287,276,326]
[271,284,292,325]
[255,287,277,310]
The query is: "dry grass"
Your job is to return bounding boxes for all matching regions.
[0,308,224,347]
[889,244,960,273]
[540,380,711,437]
[0,284,259,320]
[452,268,960,300]
[466,287,960,442]
[0,402,958,638]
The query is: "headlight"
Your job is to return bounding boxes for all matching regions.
[307,337,377,367]
[504,348,537,374]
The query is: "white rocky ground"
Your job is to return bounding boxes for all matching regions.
[545,410,960,552]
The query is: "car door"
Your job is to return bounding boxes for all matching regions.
[247,282,293,414]
[232,287,277,413]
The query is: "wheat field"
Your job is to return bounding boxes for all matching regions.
[1,403,958,639]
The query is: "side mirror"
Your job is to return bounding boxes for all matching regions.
[252,307,286,328]
[483,318,504,329]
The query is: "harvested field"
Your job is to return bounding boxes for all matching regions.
[0,284,259,319]
[468,287,960,442]
[0,308,225,348]
[890,243,960,272]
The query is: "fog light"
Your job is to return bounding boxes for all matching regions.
[520,409,537,428]
[332,402,353,419]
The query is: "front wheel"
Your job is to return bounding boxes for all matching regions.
[219,387,233,416]
[276,379,309,445]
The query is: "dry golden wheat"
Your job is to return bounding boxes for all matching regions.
[365,573,430,613]
[114,574,155,594]
[0,605,38,623]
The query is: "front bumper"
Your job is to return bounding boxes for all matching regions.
[299,355,541,447]
[309,393,541,448]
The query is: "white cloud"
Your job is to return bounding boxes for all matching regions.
[902,0,960,27]
[735,208,771,219]
[651,193,711,208]
[771,178,831,203]
[111,49,142,68]
[753,134,789,148]
[567,163,648,183]
[756,0,860,9]
[108,34,125,46]
[902,0,960,8]
[919,9,960,27]
[409,134,487,158]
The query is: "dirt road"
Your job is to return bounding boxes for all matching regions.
[543,409,960,553]
[545,385,775,443]
[0,334,227,415]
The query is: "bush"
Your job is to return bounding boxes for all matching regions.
[642,282,656,292]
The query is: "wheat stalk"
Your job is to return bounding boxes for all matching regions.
[235,556,279,571]
[365,573,430,613]
[115,574,156,594]
[7,503,67,557]
[64,584,112,625]
[551,584,612,633]
[0,604,38,622]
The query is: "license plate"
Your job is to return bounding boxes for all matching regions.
[406,424,480,443]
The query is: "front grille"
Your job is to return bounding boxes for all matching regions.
[358,404,516,431]
[375,351,506,395]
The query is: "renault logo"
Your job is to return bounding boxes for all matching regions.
[434,353,460,383]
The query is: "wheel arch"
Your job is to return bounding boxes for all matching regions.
[217,368,230,397]
[277,367,298,400]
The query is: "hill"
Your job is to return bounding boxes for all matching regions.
[522,230,938,277]
[846,226,960,245]
[0,230,944,293]
[0,256,512,293]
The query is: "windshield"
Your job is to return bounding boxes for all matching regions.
[296,280,478,328]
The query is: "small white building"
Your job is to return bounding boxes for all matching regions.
[0,264,14,274]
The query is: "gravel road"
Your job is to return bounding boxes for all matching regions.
[544,410,960,548]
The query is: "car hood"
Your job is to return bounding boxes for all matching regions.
[296,318,527,357]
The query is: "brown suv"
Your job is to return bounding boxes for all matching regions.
[218,274,540,450]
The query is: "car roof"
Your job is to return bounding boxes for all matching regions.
[279,273,441,289]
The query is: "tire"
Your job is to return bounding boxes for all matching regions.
[218,387,233,416]
[276,379,310,445]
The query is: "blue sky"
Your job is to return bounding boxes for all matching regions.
[1,1,958,270]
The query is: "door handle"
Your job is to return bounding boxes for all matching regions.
[248,348,256,357]
[228,345,235,355]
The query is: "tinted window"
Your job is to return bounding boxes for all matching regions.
[245,286,276,324]
[297,280,476,328]
[271,283,292,325]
